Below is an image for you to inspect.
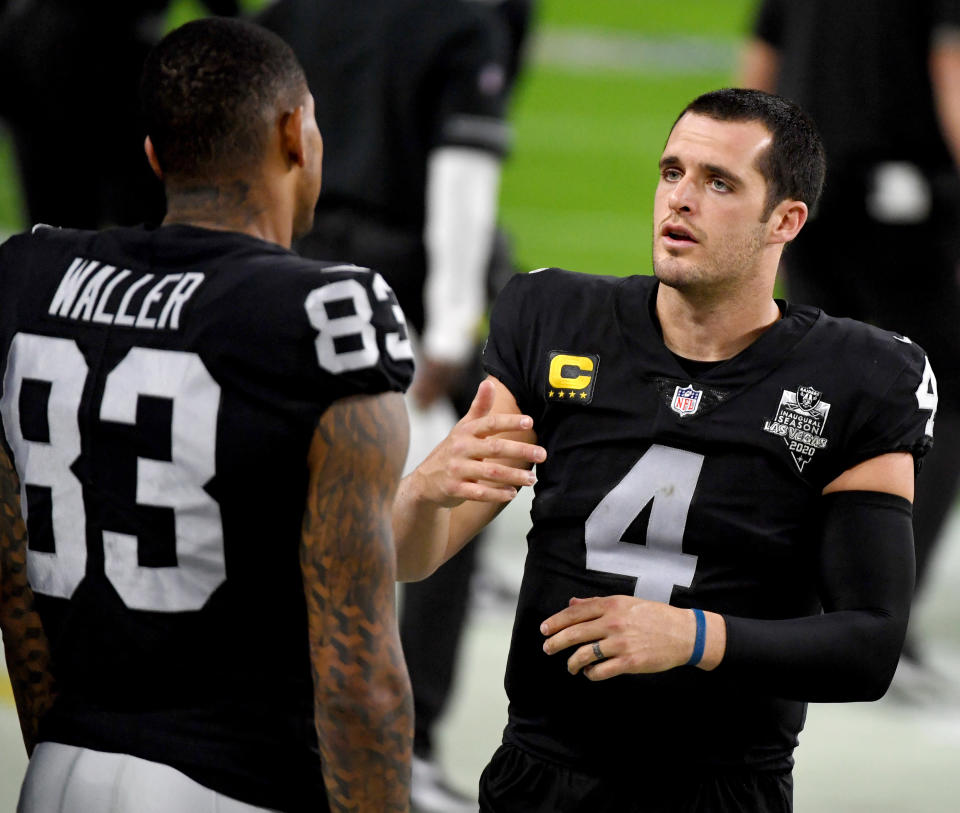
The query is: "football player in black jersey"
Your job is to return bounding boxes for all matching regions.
[394,89,936,811]
[0,17,421,813]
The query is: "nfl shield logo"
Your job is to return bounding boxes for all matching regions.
[671,384,703,417]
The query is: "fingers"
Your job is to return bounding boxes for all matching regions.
[555,639,624,680]
[464,410,538,441]
[443,457,537,498]
[459,381,540,438]
[540,596,606,637]
[449,406,545,471]
[540,596,694,678]
[424,439,538,507]
[442,434,542,484]
[464,458,538,489]
[463,379,498,422]
[542,616,606,660]
[453,433,545,467]
[444,480,520,504]
[581,658,620,681]
[419,379,545,508]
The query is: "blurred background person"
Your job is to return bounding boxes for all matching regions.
[0,0,240,231]
[741,0,960,698]
[258,2,532,810]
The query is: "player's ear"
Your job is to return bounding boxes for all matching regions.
[280,106,306,169]
[144,136,163,180]
[767,199,808,245]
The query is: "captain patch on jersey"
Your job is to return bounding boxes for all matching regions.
[545,351,598,404]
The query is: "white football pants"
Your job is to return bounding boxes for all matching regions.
[18,742,280,813]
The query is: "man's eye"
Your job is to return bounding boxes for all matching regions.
[710,178,729,192]
[663,168,682,181]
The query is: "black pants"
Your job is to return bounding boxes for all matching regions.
[479,743,793,813]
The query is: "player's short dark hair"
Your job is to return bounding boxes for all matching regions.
[140,17,308,183]
[675,88,826,219]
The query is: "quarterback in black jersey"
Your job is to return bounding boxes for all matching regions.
[394,89,935,811]
[0,19,418,813]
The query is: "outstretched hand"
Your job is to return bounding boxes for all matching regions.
[540,595,701,680]
[411,378,545,508]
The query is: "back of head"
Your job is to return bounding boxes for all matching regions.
[677,88,826,218]
[140,17,307,186]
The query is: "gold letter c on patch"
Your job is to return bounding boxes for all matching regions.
[549,354,594,390]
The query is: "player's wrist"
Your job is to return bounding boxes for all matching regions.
[695,611,726,671]
[684,608,707,667]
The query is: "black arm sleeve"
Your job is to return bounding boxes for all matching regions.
[718,490,914,702]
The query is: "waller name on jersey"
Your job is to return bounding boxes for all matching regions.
[48,256,204,331]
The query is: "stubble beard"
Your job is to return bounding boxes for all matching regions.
[652,224,767,294]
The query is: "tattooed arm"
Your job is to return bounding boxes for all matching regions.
[301,391,413,813]
[0,444,55,754]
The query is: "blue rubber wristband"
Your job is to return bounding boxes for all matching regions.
[686,608,706,667]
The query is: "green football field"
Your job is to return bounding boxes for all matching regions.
[0,0,757,277]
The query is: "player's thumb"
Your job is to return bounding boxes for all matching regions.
[464,378,497,421]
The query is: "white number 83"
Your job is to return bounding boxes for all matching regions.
[305,271,413,374]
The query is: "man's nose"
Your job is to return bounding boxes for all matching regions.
[668,176,696,213]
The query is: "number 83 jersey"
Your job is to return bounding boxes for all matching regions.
[0,224,413,812]
[483,268,934,774]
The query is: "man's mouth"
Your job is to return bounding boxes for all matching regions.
[662,223,698,243]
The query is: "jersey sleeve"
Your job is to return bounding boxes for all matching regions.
[300,265,416,399]
[840,334,936,471]
[428,7,511,157]
[482,270,543,416]
[238,262,415,417]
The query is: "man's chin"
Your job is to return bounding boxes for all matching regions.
[652,257,693,289]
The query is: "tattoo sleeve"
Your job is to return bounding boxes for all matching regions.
[0,443,56,754]
[301,391,413,813]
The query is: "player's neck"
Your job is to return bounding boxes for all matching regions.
[655,281,781,362]
[163,179,294,248]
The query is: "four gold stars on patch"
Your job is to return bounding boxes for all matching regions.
[546,352,599,405]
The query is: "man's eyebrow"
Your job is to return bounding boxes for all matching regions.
[659,155,680,170]
[703,163,745,187]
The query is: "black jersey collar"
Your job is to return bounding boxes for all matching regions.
[614,274,819,390]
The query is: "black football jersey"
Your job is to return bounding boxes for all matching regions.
[0,224,414,812]
[483,269,934,774]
